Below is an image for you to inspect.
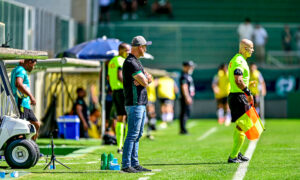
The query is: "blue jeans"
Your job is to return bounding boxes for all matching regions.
[122,105,146,168]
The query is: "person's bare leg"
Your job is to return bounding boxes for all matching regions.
[30,121,40,141]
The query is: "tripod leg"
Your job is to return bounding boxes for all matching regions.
[55,159,71,169]
[44,159,53,170]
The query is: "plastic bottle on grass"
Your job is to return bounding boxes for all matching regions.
[101,153,107,170]
[10,171,18,178]
[107,153,114,169]
[112,158,118,164]
[0,171,5,179]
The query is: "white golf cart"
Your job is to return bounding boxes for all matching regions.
[0,47,48,169]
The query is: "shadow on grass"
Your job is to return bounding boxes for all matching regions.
[143,162,227,166]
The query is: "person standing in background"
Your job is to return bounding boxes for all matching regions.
[99,0,112,23]
[179,61,195,135]
[238,18,254,41]
[108,43,131,154]
[249,63,267,116]
[146,79,158,139]
[212,63,231,126]
[73,88,90,138]
[295,26,300,58]
[157,75,178,128]
[282,25,293,63]
[253,24,268,63]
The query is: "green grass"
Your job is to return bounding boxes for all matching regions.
[1,119,300,180]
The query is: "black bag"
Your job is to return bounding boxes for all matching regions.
[102,134,117,145]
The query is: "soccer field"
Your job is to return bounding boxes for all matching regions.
[1,119,300,180]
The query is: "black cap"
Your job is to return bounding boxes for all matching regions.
[183,61,195,67]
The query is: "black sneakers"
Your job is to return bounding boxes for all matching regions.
[238,152,249,162]
[117,149,123,154]
[133,165,152,172]
[228,157,243,163]
[228,152,249,163]
[121,167,140,173]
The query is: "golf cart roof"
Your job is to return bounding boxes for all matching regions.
[4,58,100,71]
[0,47,48,60]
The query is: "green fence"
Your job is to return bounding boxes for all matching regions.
[0,0,75,56]
[97,22,300,69]
[0,0,25,49]
[108,0,300,22]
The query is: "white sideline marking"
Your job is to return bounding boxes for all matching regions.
[138,177,150,180]
[152,169,161,172]
[144,173,155,176]
[232,140,258,180]
[197,127,218,141]
[187,121,197,128]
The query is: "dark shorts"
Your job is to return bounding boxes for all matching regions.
[228,93,250,122]
[20,108,38,122]
[216,97,228,105]
[17,97,38,122]
[112,89,126,116]
[159,98,174,105]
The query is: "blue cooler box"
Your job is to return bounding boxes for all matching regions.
[57,115,80,140]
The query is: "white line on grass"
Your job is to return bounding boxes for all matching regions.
[187,121,197,128]
[152,169,161,172]
[232,139,259,180]
[144,173,155,176]
[138,177,150,180]
[197,127,218,141]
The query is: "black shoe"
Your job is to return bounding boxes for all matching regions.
[146,134,155,140]
[228,156,243,163]
[121,167,140,173]
[238,152,249,162]
[133,165,152,172]
[180,131,189,135]
[117,149,123,154]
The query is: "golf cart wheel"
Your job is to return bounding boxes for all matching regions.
[5,139,37,169]
[29,140,40,167]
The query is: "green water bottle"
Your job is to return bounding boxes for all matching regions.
[107,153,114,169]
[101,153,107,170]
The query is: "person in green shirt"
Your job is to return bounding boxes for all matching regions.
[227,39,254,163]
[108,43,131,154]
[11,59,39,141]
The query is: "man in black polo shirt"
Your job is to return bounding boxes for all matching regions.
[179,61,195,134]
[73,87,90,138]
[121,36,153,173]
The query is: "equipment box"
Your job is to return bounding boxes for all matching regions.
[57,115,80,140]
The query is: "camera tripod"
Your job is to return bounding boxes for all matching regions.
[43,133,70,170]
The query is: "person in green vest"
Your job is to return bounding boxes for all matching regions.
[227,39,254,163]
[108,43,131,154]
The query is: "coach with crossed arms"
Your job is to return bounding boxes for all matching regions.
[121,36,153,173]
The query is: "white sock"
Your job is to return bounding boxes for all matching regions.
[161,113,167,122]
[217,108,224,119]
[150,118,157,125]
[166,113,174,122]
[225,112,231,123]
